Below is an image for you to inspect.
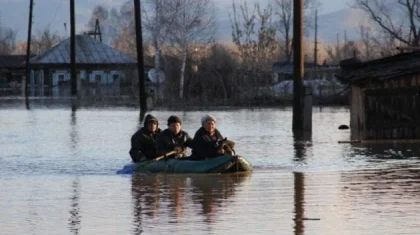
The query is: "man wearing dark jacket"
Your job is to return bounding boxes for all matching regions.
[155,115,193,158]
[191,114,225,160]
[129,114,161,162]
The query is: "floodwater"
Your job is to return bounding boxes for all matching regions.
[0,105,419,235]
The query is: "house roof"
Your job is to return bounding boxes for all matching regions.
[0,55,27,69]
[29,34,136,69]
[335,52,420,84]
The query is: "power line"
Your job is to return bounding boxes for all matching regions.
[46,0,64,29]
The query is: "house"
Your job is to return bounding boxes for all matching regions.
[335,52,420,140]
[0,55,27,95]
[271,61,345,102]
[27,34,156,97]
[272,61,339,82]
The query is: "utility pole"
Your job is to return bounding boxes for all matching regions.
[154,0,162,102]
[336,33,340,61]
[293,0,304,131]
[313,10,318,69]
[134,0,147,113]
[64,23,67,38]
[70,0,77,97]
[344,30,347,44]
[24,0,34,110]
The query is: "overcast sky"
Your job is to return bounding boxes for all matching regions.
[0,0,350,41]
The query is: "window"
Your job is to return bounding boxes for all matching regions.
[95,74,101,82]
[58,74,65,81]
[112,74,119,82]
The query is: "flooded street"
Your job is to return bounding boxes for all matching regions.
[0,106,419,235]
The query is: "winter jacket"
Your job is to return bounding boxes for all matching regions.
[155,129,193,157]
[129,114,161,162]
[191,127,223,160]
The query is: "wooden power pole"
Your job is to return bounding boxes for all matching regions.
[24,0,34,109]
[70,0,77,97]
[313,10,318,68]
[293,0,304,131]
[134,0,148,113]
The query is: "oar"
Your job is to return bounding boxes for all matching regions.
[154,150,177,161]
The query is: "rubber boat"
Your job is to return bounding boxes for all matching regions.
[116,155,252,174]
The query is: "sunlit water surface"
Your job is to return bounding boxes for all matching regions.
[1,106,419,235]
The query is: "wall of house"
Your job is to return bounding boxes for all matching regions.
[48,70,124,86]
[354,74,420,140]
[382,74,420,88]
[350,85,365,140]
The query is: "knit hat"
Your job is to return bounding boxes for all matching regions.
[144,114,158,127]
[167,115,182,125]
[201,114,216,126]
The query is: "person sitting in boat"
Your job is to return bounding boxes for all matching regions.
[191,114,233,160]
[129,114,161,162]
[155,115,193,159]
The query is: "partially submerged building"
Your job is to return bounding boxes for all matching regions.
[27,34,155,97]
[335,52,420,140]
[0,55,26,95]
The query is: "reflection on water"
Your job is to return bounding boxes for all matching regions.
[1,107,420,234]
[294,172,305,235]
[131,173,251,232]
[70,108,78,150]
[68,178,81,235]
[293,131,310,235]
[189,174,249,224]
[338,167,420,233]
[341,166,420,198]
[352,142,420,160]
[293,131,312,163]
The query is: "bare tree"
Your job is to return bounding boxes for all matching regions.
[357,24,402,60]
[230,2,277,71]
[0,16,16,54]
[31,28,63,55]
[109,2,136,57]
[351,0,420,46]
[326,40,360,64]
[230,2,277,100]
[273,0,318,63]
[358,25,375,60]
[142,0,174,72]
[200,44,239,102]
[163,0,217,99]
[14,42,28,54]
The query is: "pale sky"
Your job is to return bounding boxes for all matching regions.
[0,0,350,41]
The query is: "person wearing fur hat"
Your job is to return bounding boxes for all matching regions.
[129,114,161,162]
[191,114,226,160]
[155,115,193,159]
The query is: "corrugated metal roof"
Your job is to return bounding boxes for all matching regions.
[30,35,136,65]
[335,52,420,84]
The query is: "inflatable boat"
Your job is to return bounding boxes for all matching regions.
[116,155,252,174]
